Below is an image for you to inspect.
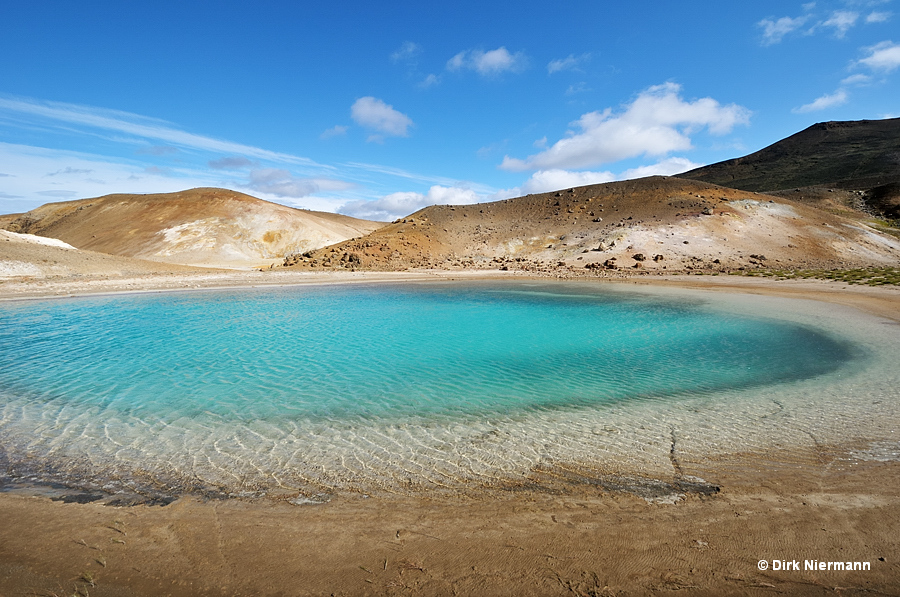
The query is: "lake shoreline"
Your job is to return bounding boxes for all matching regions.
[1,267,898,321]
[0,439,898,595]
[1,271,898,595]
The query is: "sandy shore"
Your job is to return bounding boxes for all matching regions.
[1,271,899,596]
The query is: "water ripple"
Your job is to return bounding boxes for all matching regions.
[0,281,895,497]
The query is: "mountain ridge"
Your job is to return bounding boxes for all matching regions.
[677,117,900,220]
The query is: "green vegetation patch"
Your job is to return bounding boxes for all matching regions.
[730,266,900,286]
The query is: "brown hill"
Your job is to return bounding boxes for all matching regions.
[678,118,900,221]
[284,177,900,274]
[2,188,384,269]
[1,229,207,279]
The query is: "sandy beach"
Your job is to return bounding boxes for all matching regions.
[1,271,899,596]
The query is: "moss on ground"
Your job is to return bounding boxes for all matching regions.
[730,266,900,286]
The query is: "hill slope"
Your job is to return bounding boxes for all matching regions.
[678,118,900,220]
[284,177,900,274]
[2,188,384,269]
[1,229,206,279]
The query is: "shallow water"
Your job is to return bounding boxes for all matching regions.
[0,281,897,499]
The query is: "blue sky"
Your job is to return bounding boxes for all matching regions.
[1,1,898,221]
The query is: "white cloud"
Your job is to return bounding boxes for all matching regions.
[822,10,859,38]
[792,89,849,113]
[350,97,413,142]
[866,11,891,24]
[618,157,702,180]
[248,168,353,198]
[446,47,527,76]
[565,82,589,95]
[521,169,615,194]
[491,158,703,199]
[857,41,900,71]
[547,53,589,74]
[500,83,750,172]
[758,15,810,45]
[320,125,348,139]
[339,185,479,221]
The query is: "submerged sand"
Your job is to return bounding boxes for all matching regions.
[0,271,898,596]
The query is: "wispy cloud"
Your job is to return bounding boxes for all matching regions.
[340,185,479,221]
[342,161,494,193]
[0,95,327,169]
[792,88,849,113]
[0,96,489,216]
[547,53,590,74]
[37,190,79,197]
[822,10,859,38]
[758,3,892,46]
[45,167,93,177]
[500,83,750,172]
[208,156,255,170]
[419,73,441,88]
[840,73,871,85]
[758,15,810,45]
[565,82,589,96]
[447,47,527,76]
[390,41,421,64]
[248,168,318,198]
[136,145,179,156]
[350,97,413,142]
[320,125,349,139]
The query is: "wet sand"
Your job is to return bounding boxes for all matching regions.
[1,271,898,596]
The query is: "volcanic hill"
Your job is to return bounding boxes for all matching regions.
[678,118,900,221]
[2,188,384,269]
[283,176,900,275]
[0,229,204,279]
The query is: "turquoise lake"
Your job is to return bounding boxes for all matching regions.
[0,281,893,499]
